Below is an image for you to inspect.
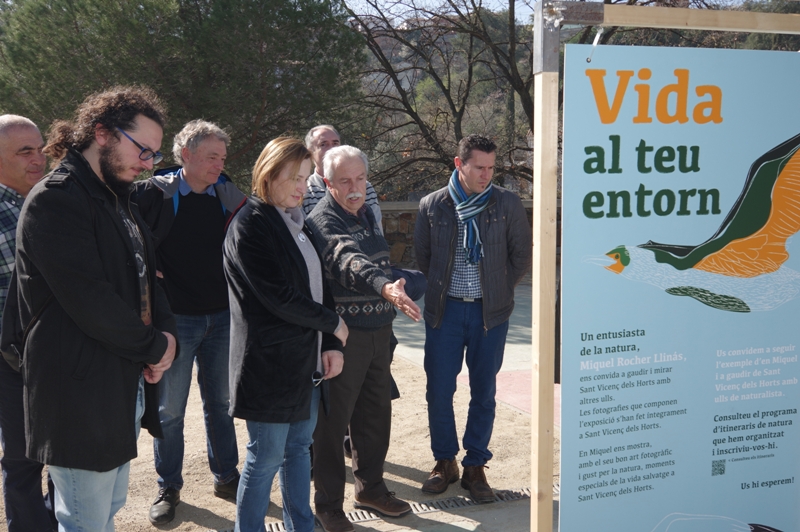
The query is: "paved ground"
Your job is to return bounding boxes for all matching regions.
[393,276,561,424]
[388,279,560,532]
[0,281,556,532]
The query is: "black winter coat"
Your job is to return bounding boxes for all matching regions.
[414,186,532,330]
[10,150,177,472]
[223,197,342,423]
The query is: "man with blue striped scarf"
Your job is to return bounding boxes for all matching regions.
[414,135,531,503]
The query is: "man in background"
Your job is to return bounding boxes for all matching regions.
[0,114,54,531]
[302,125,381,227]
[133,119,244,525]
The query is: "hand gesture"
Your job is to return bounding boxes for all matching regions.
[381,278,421,322]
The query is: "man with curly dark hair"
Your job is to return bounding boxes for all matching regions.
[2,86,178,530]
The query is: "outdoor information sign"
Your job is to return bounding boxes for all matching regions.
[561,44,800,532]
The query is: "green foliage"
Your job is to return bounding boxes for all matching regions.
[341,0,534,199]
[0,0,364,187]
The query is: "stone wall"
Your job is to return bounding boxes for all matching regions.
[380,200,534,268]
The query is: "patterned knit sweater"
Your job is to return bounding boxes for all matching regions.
[305,191,395,329]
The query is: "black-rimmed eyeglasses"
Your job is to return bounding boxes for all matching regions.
[116,127,163,165]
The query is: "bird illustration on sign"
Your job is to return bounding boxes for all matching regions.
[592,132,800,313]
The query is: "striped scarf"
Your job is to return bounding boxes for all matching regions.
[448,168,493,264]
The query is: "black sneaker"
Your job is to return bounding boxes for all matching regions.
[213,473,240,500]
[148,487,180,525]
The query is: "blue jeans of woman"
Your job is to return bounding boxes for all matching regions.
[235,386,319,532]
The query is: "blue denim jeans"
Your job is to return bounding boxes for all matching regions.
[49,378,144,532]
[0,358,57,531]
[154,310,238,489]
[424,299,508,467]
[235,386,319,532]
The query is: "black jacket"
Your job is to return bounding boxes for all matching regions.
[131,167,246,314]
[223,197,342,423]
[414,186,532,330]
[9,150,177,472]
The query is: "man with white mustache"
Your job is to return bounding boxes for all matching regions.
[305,146,420,532]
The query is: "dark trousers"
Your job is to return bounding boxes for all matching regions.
[0,360,56,532]
[313,323,393,512]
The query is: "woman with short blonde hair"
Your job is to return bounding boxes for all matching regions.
[224,137,348,532]
[251,137,309,204]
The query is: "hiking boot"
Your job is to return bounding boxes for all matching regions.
[148,487,180,525]
[316,509,355,532]
[213,473,240,500]
[354,491,411,517]
[461,465,495,503]
[421,458,459,494]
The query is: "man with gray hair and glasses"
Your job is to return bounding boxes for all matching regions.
[132,119,245,525]
[0,114,54,531]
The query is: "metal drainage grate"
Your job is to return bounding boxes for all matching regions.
[216,523,289,532]
[345,508,383,523]
[212,487,533,531]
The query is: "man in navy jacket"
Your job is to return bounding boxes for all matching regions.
[134,120,244,525]
[132,120,245,525]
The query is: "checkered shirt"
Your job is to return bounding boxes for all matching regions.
[447,218,482,299]
[0,183,25,318]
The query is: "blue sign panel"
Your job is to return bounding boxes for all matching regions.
[561,44,800,532]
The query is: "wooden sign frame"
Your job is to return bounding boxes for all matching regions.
[531,4,800,531]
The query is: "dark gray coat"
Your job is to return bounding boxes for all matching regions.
[414,186,532,330]
[9,150,177,472]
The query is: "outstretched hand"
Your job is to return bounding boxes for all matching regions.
[381,278,421,322]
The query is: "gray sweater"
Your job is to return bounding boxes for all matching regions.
[305,191,395,329]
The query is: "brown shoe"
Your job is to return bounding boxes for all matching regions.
[316,509,354,532]
[461,465,495,503]
[354,491,412,517]
[421,459,460,494]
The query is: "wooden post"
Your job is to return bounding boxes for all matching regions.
[531,2,560,530]
[604,4,800,34]
[531,70,558,532]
